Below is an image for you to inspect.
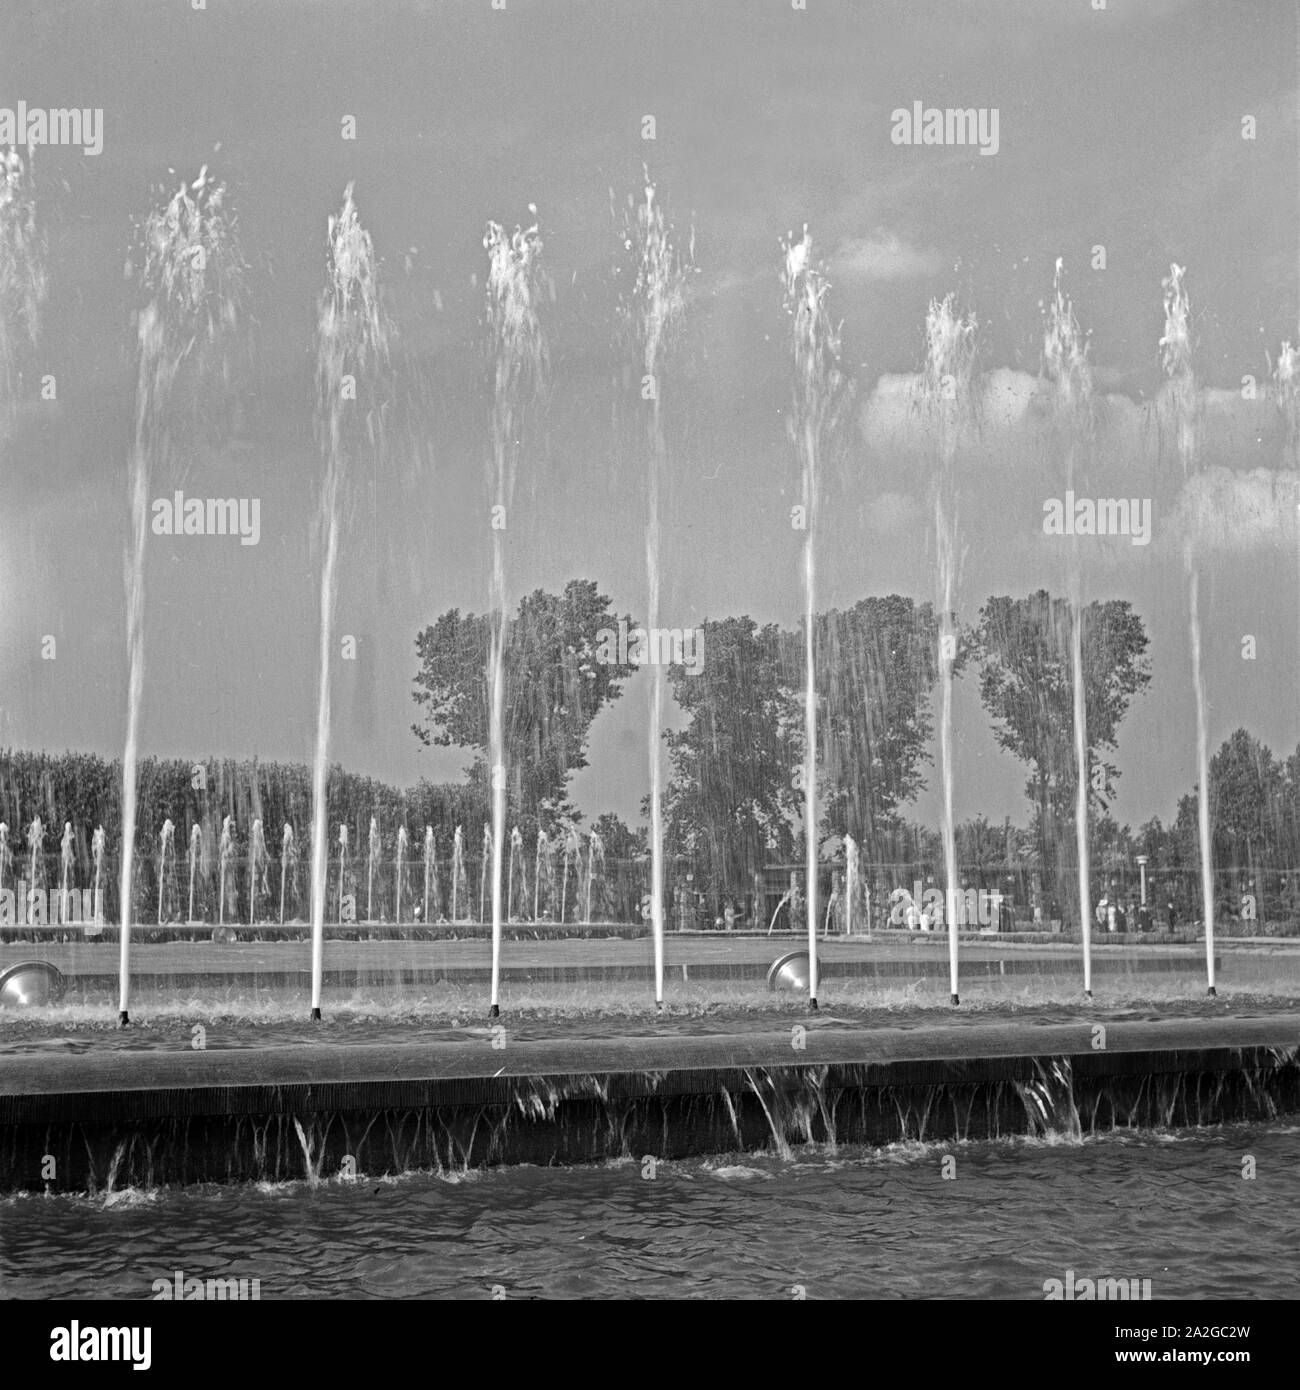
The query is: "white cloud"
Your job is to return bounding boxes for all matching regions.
[1166,466,1300,556]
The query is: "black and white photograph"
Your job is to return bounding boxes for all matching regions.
[0,0,1298,1331]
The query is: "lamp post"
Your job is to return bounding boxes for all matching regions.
[1136,855,1149,908]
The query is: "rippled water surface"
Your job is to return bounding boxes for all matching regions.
[3,1124,1296,1300]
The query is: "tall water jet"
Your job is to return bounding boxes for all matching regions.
[156,818,174,926]
[479,822,492,924]
[248,818,267,927]
[617,172,693,1005]
[920,292,976,1006]
[422,826,442,923]
[92,826,105,928]
[0,823,9,898]
[366,816,380,923]
[0,145,47,430]
[310,185,393,1018]
[59,822,75,926]
[483,209,548,1015]
[450,825,466,923]
[26,818,43,912]
[395,824,408,924]
[187,823,200,923]
[1044,259,1095,996]
[218,816,234,927]
[336,824,349,924]
[781,227,847,1010]
[844,833,859,937]
[120,166,244,1023]
[559,821,582,923]
[506,825,524,922]
[533,828,548,921]
[1161,264,1214,995]
[584,828,605,923]
[280,824,295,925]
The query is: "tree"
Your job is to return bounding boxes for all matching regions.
[973,590,1151,898]
[1207,729,1282,876]
[805,596,952,851]
[410,579,637,830]
[590,812,645,863]
[663,616,799,898]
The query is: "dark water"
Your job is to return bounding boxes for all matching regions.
[2,1123,1295,1300]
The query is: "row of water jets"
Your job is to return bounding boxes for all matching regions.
[0,817,607,927]
[6,149,1291,1018]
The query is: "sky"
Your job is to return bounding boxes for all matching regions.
[1,0,1297,837]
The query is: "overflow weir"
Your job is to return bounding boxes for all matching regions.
[1,1016,1296,1190]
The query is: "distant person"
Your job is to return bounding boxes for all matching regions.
[723,898,737,932]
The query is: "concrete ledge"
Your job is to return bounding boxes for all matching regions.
[3,1015,1295,1120]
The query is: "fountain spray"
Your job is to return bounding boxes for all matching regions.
[1161,265,1215,995]
[451,824,465,922]
[782,228,847,1010]
[280,824,295,925]
[187,823,201,923]
[58,822,74,926]
[92,826,105,926]
[26,817,42,918]
[1044,260,1095,997]
[920,293,976,1006]
[0,145,47,432]
[618,172,693,1007]
[395,824,408,924]
[157,818,174,926]
[249,818,267,927]
[337,824,349,925]
[483,209,548,1016]
[422,825,439,923]
[534,828,547,921]
[507,825,523,922]
[310,186,392,1019]
[367,816,380,923]
[218,815,234,927]
[119,167,244,1024]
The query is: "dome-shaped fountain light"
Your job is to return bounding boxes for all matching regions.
[0,960,67,1007]
[767,950,811,994]
[211,925,238,944]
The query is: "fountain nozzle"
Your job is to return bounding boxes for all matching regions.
[117,1010,130,1028]
[489,1003,500,1019]
[1206,986,1217,998]
[310,1007,322,1022]
[950,993,960,1006]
